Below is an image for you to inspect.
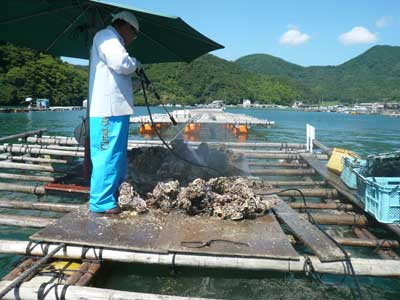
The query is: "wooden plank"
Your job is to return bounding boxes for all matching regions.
[31,206,168,253]
[31,206,299,259]
[157,211,299,260]
[271,195,346,262]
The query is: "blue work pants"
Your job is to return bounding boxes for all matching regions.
[89,115,129,212]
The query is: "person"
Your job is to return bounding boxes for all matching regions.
[88,11,141,214]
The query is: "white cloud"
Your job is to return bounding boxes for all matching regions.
[376,16,393,28]
[339,26,378,45]
[279,27,311,46]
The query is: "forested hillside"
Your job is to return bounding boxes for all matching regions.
[1,43,399,106]
[236,45,400,102]
[0,44,87,106]
[0,44,307,106]
[141,54,310,106]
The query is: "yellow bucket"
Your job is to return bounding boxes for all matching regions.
[327,148,360,175]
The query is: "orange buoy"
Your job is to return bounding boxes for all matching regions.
[184,123,199,134]
[238,125,249,134]
[189,123,197,131]
[139,123,154,134]
[156,123,162,129]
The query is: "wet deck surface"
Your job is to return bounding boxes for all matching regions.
[31,206,299,260]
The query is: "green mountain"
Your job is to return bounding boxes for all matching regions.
[141,54,311,106]
[236,45,400,102]
[0,43,309,106]
[2,43,399,106]
[0,43,87,106]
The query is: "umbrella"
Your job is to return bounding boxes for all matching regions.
[1,0,224,178]
[1,0,224,63]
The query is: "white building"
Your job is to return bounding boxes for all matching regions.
[242,99,251,107]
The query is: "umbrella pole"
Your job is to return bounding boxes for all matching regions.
[84,14,98,182]
[83,47,92,181]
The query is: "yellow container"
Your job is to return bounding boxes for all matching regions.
[327,148,360,175]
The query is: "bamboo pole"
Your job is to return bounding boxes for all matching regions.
[248,162,309,168]
[245,153,328,160]
[354,228,400,260]
[238,149,309,154]
[3,258,35,281]
[261,180,326,187]
[300,213,369,226]
[126,139,307,149]
[38,136,306,149]
[65,261,101,287]
[289,202,353,211]
[75,262,101,286]
[65,262,89,285]
[0,200,78,213]
[0,214,56,228]
[250,169,315,175]
[0,145,84,158]
[0,161,56,172]
[333,237,400,248]
[0,281,217,300]
[0,129,46,143]
[12,143,84,152]
[5,155,68,164]
[26,137,79,146]
[41,135,77,140]
[1,240,400,277]
[256,188,338,198]
[0,183,45,195]
[0,173,56,182]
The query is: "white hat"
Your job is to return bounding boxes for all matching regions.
[112,11,139,32]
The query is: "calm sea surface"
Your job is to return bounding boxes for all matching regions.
[0,107,399,299]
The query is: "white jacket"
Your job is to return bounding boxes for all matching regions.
[89,26,139,117]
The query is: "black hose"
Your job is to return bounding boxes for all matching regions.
[138,69,177,125]
[138,69,224,177]
[264,188,363,300]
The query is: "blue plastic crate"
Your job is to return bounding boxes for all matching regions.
[354,168,368,201]
[364,177,400,224]
[340,158,367,189]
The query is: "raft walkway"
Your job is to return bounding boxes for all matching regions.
[130,108,275,126]
[0,129,400,298]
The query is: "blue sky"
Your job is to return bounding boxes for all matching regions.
[64,0,400,66]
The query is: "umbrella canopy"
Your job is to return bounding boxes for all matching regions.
[1,0,224,63]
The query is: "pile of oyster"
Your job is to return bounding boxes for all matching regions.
[126,140,248,193]
[118,177,277,221]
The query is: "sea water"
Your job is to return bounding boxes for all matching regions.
[0,107,399,299]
